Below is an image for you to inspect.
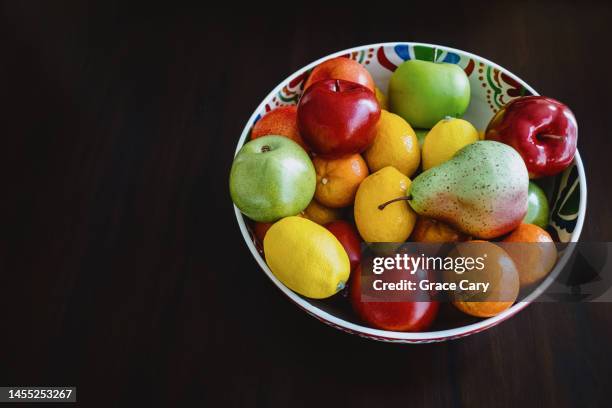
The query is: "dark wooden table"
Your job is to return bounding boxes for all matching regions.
[2,2,612,407]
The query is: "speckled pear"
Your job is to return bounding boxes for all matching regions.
[408,141,528,239]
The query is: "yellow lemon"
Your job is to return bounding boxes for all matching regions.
[375,86,388,110]
[354,166,416,242]
[422,117,479,170]
[364,110,420,177]
[301,199,342,225]
[264,216,350,299]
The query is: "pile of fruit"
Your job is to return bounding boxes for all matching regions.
[230,56,578,331]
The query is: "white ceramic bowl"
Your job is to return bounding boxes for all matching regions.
[233,43,587,343]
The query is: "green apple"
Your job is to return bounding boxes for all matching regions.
[414,128,429,148]
[523,181,550,228]
[389,60,470,128]
[230,135,315,222]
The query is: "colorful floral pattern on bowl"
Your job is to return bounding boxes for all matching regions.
[235,43,587,343]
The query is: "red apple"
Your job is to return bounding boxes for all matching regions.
[485,96,578,178]
[325,220,361,271]
[304,57,376,92]
[349,265,438,332]
[253,222,273,245]
[251,106,308,151]
[297,79,380,158]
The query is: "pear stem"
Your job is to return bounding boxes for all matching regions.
[378,195,412,210]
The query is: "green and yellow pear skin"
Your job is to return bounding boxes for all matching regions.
[408,141,528,239]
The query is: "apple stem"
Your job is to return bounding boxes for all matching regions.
[378,195,412,210]
[260,145,271,153]
[538,134,564,141]
[334,79,340,92]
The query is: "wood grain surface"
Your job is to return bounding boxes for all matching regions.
[1,2,611,407]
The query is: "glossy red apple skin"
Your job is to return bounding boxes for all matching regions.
[485,96,577,178]
[325,220,361,271]
[253,222,273,245]
[297,79,381,158]
[349,265,438,332]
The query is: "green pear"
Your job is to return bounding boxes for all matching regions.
[406,141,528,239]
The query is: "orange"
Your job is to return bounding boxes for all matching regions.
[410,217,469,243]
[301,200,343,225]
[313,154,368,208]
[251,106,308,150]
[502,223,557,286]
[503,223,553,243]
[304,57,375,92]
[451,241,520,317]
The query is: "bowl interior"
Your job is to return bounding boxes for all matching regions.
[235,43,586,342]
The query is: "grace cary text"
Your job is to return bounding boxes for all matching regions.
[372,279,490,293]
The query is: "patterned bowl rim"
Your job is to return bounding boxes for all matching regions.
[232,42,587,342]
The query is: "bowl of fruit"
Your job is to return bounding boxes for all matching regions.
[230,43,586,343]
